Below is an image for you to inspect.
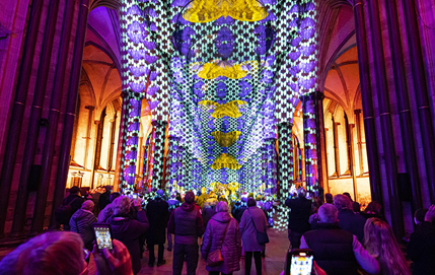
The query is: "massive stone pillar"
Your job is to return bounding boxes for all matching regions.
[36,0,90,234]
[151,121,167,190]
[352,0,383,205]
[302,93,322,189]
[0,0,44,238]
[385,0,423,211]
[10,0,61,236]
[278,122,293,199]
[367,0,404,237]
[402,0,435,204]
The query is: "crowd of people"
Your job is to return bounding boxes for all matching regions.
[1,185,435,275]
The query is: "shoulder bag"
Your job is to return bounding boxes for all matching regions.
[248,209,269,245]
[207,221,230,267]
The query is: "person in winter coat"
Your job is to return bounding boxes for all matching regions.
[407,206,435,275]
[232,197,248,224]
[202,201,242,275]
[203,192,219,228]
[239,198,268,275]
[167,192,182,252]
[146,190,169,267]
[108,196,149,275]
[343,192,361,213]
[334,194,366,243]
[285,187,312,248]
[98,185,113,212]
[57,186,85,230]
[300,204,380,275]
[168,191,204,275]
[69,200,97,250]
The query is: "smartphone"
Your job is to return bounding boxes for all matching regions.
[92,223,113,251]
[290,249,314,275]
[133,194,137,199]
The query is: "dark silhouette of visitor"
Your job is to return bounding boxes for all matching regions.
[407,206,435,275]
[285,187,312,248]
[55,186,84,230]
[145,189,169,267]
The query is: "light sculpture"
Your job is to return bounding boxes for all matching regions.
[119,0,320,229]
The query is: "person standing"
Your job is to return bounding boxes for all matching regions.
[146,190,169,267]
[55,186,85,230]
[343,192,361,213]
[168,191,204,275]
[334,194,366,243]
[203,192,218,229]
[202,201,241,275]
[108,196,149,275]
[300,204,380,275]
[69,200,97,251]
[167,192,182,252]
[407,206,435,275]
[239,198,268,275]
[232,197,248,224]
[99,185,112,212]
[285,188,312,248]
[97,192,121,223]
[364,218,411,275]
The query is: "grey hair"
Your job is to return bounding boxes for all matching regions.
[0,231,84,275]
[216,201,229,212]
[318,203,339,223]
[81,200,94,210]
[333,194,352,210]
[112,196,131,216]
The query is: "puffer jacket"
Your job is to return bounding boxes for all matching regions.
[202,212,241,273]
[239,206,268,252]
[69,209,97,249]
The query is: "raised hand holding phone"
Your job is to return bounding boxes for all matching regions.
[93,239,133,275]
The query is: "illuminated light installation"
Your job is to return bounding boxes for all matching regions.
[119,0,320,229]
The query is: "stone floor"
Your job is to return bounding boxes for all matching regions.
[89,228,289,275]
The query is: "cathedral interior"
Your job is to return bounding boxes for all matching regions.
[1,0,435,245]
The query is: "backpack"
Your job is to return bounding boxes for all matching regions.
[55,197,79,224]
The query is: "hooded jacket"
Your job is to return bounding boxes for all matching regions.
[202,212,241,273]
[168,202,204,244]
[69,209,97,249]
[108,210,149,275]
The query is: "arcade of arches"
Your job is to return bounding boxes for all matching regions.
[1,0,435,243]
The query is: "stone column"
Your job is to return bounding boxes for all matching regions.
[83,106,95,169]
[39,0,90,234]
[312,91,327,190]
[166,136,180,193]
[385,0,422,211]
[352,0,383,204]
[354,110,364,176]
[402,0,435,204]
[113,94,128,192]
[332,119,340,177]
[107,117,117,171]
[302,93,319,188]
[348,124,358,201]
[45,0,77,229]
[10,0,61,236]
[0,0,44,238]
[277,122,293,199]
[142,134,152,188]
[151,121,167,190]
[367,0,403,237]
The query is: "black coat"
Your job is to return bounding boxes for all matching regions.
[146,197,169,244]
[337,209,366,243]
[304,223,360,275]
[407,221,435,275]
[285,197,312,233]
[231,202,247,224]
[99,191,111,211]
